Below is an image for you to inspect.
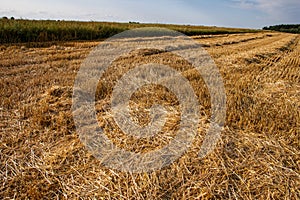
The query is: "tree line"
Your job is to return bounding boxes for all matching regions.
[263,24,300,34]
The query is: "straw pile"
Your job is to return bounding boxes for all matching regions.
[0,33,299,199]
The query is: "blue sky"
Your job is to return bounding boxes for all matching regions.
[0,0,299,28]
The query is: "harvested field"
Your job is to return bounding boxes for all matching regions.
[0,32,299,199]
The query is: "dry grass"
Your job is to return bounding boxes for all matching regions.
[0,32,299,199]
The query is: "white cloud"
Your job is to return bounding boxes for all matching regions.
[233,0,300,22]
[232,0,300,24]
[0,0,299,28]
[0,0,123,21]
[232,0,257,9]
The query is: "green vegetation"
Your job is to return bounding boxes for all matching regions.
[263,24,300,34]
[0,18,259,43]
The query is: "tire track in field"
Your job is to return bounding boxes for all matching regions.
[258,36,300,83]
[253,35,299,65]
[209,33,290,58]
[205,33,296,83]
[196,32,270,47]
[248,35,299,79]
[241,35,300,83]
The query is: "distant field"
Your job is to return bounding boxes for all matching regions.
[0,32,299,199]
[0,19,261,43]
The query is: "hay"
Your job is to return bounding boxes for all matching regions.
[0,34,299,199]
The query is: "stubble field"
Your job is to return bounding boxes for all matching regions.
[0,32,299,199]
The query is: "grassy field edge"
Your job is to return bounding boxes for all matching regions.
[0,19,262,43]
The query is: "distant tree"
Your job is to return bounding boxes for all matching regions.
[10,17,15,20]
[129,21,140,24]
[263,24,300,33]
[2,16,8,20]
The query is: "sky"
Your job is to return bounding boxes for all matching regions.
[0,0,299,28]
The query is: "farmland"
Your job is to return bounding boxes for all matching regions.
[0,31,299,199]
[0,19,259,43]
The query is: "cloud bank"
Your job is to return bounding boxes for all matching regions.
[233,0,300,24]
[0,0,299,28]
